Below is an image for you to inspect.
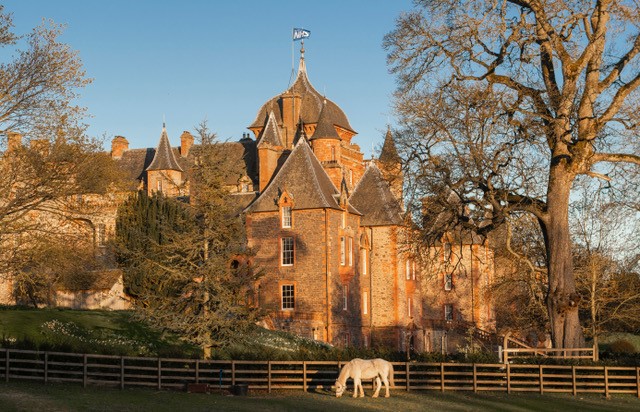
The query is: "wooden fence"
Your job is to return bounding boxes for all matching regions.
[1,348,638,397]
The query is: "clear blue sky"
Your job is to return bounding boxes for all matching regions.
[3,0,414,157]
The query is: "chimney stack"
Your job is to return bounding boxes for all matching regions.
[111,136,129,159]
[6,131,22,151]
[180,131,194,157]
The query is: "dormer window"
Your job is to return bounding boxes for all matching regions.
[157,179,163,193]
[282,206,292,228]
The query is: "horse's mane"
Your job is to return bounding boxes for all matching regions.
[336,361,352,385]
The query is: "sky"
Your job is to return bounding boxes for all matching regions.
[3,0,415,157]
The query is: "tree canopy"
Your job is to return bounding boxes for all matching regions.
[385,0,640,348]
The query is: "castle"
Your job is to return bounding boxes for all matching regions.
[1,48,496,352]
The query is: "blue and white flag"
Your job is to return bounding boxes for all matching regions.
[293,28,311,41]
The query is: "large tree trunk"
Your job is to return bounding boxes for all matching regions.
[545,163,585,349]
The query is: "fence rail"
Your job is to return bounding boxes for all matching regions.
[1,348,638,397]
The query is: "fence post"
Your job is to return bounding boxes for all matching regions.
[232,361,236,386]
[507,363,511,394]
[120,357,125,390]
[157,358,162,390]
[268,361,272,393]
[4,349,7,383]
[604,366,609,399]
[440,363,445,392]
[83,354,88,388]
[44,352,48,384]
[302,361,307,392]
[539,365,544,394]
[406,362,410,391]
[636,366,639,399]
[195,359,200,384]
[572,365,577,396]
[473,364,477,393]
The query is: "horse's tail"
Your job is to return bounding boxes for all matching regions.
[388,361,395,387]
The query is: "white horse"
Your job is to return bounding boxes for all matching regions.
[334,358,394,398]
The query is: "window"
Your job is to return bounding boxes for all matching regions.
[443,242,451,262]
[408,297,412,318]
[342,284,348,310]
[361,249,367,275]
[444,273,453,291]
[348,169,353,186]
[406,260,411,280]
[340,237,346,265]
[348,237,353,266]
[157,179,163,192]
[282,284,295,310]
[362,291,368,315]
[331,146,336,161]
[96,224,106,247]
[281,237,294,266]
[281,206,292,228]
[343,333,350,347]
[412,261,416,280]
[444,304,454,321]
[342,212,346,229]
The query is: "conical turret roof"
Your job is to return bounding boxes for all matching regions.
[349,162,403,226]
[379,127,401,164]
[257,111,284,148]
[146,125,184,172]
[309,100,341,140]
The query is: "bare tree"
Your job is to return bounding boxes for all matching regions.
[0,6,123,292]
[386,0,640,348]
[571,178,640,353]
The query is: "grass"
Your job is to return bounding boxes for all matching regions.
[0,381,639,412]
[0,306,197,357]
[599,333,640,352]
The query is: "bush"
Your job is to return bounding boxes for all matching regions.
[607,339,636,354]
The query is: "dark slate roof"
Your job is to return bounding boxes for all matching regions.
[115,136,258,188]
[257,111,284,148]
[349,162,404,226]
[118,148,155,185]
[216,139,259,186]
[309,100,341,141]
[146,127,184,172]
[245,139,357,213]
[249,56,354,133]
[379,127,401,164]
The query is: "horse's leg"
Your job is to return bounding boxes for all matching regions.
[353,378,359,398]
[383,375,390,398]
[372,376,381,398]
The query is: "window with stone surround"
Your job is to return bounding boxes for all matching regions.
[348,237,353,266]
[444,304,454,321]
[340,236,346,265]
[443,242,451,262]
[281,284,295,310]
[281,206,292,228]
[281,237,294,266]
[444,272,453,291]
[362,290,368,315]
[342,284,348,310]
[361,248,367,275]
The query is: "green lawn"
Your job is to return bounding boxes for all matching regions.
[0,307,196,357]
[0,381,638,412]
